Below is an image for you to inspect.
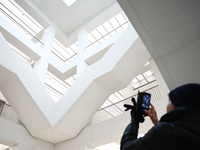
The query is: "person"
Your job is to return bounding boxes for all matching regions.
[120,83,200,150]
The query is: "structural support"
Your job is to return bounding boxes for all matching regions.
[77,29,89,77]
[117,0,200,90]
[0,25,151,143]
[33,26,55,83]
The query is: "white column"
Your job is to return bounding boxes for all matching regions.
[77,29,89,77]
[10,144,32,150]
[74,146,93,150]
[33,26,55,83]
[150,58,170,98]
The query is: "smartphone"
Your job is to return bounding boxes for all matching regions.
[136,91,151,115]
[142,92,151,114]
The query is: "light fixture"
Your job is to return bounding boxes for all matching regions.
[63,0,76,6]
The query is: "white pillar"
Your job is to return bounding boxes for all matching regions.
[78,29,88,55]
[150,58,170,98]
[74,146,93,150]
[33,26,55,83]
[77,29,89,77]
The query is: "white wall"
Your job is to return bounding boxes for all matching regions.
[118,0,200,90]
[0,118,54,150]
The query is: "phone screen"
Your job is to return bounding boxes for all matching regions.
[142,93,151,111]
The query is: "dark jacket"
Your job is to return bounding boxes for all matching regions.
[121,107,200,150]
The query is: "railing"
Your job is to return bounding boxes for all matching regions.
[85,20,130,50]
[89,85,162,125]
[0,101,23,125]
[0,8,44,45]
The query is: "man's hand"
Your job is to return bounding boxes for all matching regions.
[124,97,145,125]
[144,103,158,125]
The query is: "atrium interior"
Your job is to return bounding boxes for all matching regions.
[0,0,199,150]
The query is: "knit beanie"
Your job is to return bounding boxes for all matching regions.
[169,83,200,107]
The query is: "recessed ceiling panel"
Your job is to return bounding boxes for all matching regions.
[30,0,116,35]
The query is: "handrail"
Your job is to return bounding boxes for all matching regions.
[85,20,130,49]
[98,85,159,111]
[0,8,44,45]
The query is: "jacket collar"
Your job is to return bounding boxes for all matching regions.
[160,106,200,123]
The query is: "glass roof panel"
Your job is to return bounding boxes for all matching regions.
[136,75,144,81]
[0,4,33,36]
[132,78,139,84]
[91,30,101,40]
[51,50,66,61]
[86,11,131,51]
[96,26,107,36]
[0,0,43,38]
[44,72,77,103]
[65,47,75,55]
[101,100,112,108]
[116,12,126,25]
[103,21,113,32]
[122,11,129,21]
[109,17,119,29]
[108,94,119,103]
[51,39,78,64]
[144,70,153,78]
[45,72,69,93]
[70,43,78,53]
[88,34,96,43]
[122,22,129,28]
[65,75,77,86]
[51,53,63,64]
[114,92,123,100]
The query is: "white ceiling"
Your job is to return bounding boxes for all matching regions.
[30,0,117,35]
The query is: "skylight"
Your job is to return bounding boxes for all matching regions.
[86,11,131,50]
[63,0,76,6]
[45,72,77,103]
[51,39,78,65]
[0,0,43,45]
